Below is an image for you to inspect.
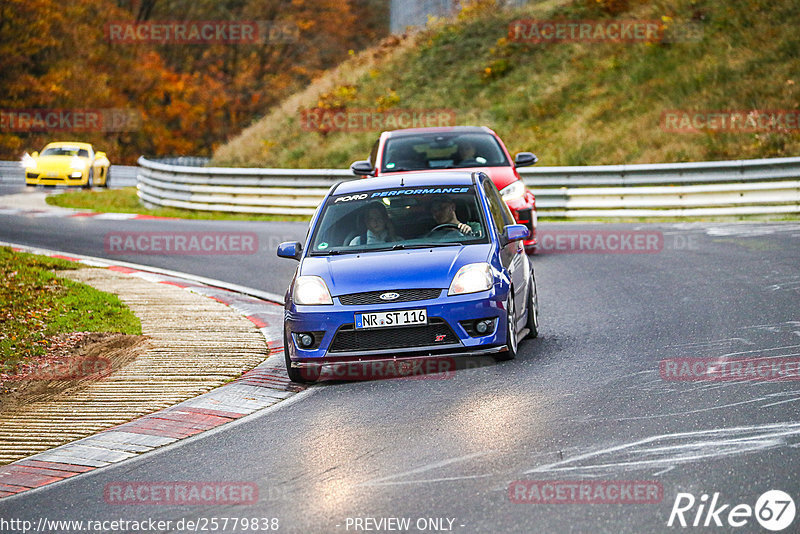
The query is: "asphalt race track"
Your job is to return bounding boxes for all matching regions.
[1,186,799,533]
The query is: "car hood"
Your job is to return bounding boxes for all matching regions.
[300,244,493,296]
[383,166,519,190]
[34,155,89,169]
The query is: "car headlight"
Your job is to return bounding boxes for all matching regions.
[500,180,526,201]
[21,153,37,169]
[448,263,493,296]
[293,276,333,305]
[70,156,85,170]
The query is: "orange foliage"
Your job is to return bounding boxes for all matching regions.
[0,0,387,163]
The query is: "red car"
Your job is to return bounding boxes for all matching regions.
[351,126,539,251]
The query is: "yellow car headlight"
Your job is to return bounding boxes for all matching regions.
[70,156,86,170]
[21,153,37,170]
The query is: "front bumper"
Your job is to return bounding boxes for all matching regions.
[26,170,87,186]
[285,288,510,364]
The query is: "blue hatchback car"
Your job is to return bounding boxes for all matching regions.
[277,171,539,382]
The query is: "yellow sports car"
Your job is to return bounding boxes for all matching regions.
[23,142,110,188]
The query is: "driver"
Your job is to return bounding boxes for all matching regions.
[429,195,481,236]
[456,140,486,166]
[458,141,477,162]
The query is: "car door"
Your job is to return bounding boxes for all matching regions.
[482,176,528,326]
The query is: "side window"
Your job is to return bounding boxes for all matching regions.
[369,139,379,168]
[482,179,511,232]
[78,149,89,157]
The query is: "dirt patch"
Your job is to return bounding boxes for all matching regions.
[0,332,149,413]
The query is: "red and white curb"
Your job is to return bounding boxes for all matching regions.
[0,243,300,500]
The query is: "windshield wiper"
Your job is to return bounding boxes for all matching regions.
[308,249,356,256]
[366,242,462,252]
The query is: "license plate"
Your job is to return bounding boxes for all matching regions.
[355,309,427,329]
[47,171,58,177]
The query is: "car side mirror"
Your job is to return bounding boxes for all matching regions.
[277,241,303,260]
[501,224,530,245]
[350,160,375,176]
[31,151,39,158]
[514,152,538,167]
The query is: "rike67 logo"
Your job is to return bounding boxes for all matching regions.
[667,490,796,531]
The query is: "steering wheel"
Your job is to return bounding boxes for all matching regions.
[427,223,465,237]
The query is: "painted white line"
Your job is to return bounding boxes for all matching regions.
[525,422,800,476]
[358,451,494,487]
[761,397,800,408]
[361,473,495,487]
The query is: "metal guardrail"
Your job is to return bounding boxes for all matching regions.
[137,156,800,218]
[0,160,139,187]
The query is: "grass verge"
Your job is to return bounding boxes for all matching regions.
[0,247,142,375]
[45,187,311,222]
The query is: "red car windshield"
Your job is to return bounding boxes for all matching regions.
[380,133,510,173]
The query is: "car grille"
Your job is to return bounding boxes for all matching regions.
[328,318,459,353]
[338,289,442,306]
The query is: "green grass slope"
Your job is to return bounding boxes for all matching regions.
[213,0,800,168]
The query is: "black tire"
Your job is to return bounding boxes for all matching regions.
[284,331,318,383]
[100,167,110,188]
[83,169,94,189]
[494,291,518,361]
[525,273,539,339]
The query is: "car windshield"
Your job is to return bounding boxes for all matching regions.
[41,147,82,157]
[309,185,489,255]
[380,133,510,172]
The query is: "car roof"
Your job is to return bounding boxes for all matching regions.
[332,171,480,196]
[382,126,494,138]
[45,142,93,148]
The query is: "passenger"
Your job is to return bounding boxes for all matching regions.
[349,202,400,245]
